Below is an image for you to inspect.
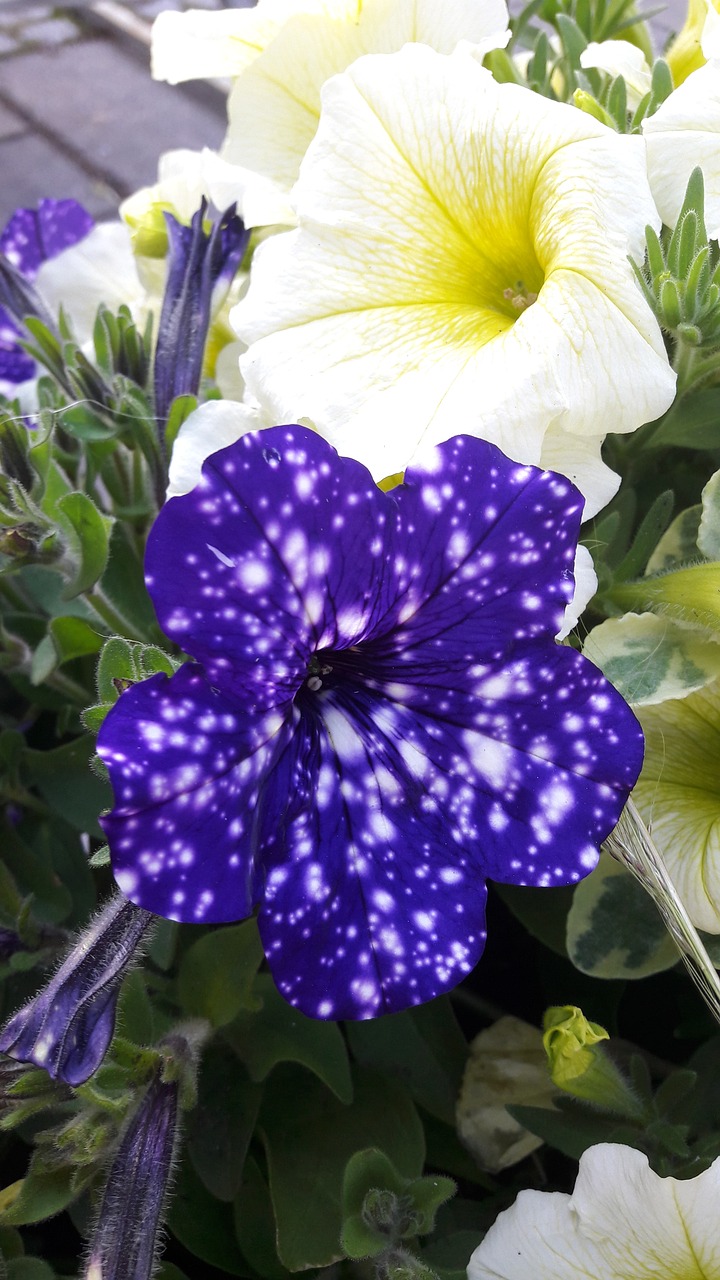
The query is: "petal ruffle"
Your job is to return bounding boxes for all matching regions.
[98,664,288,923]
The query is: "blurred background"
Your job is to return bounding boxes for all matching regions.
[0,0,688,224]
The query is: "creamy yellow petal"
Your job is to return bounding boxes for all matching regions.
[633,680,720,933]
[644,61,720,237]
[235,47,675,497]
[221,0,510,204]
[470,1144,720,1280]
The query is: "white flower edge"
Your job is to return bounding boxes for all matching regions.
[35,222,147,347]
[468,1142,720,1279]
[580,39,651,109]
[167,399,269,498]
[643,58,720,238]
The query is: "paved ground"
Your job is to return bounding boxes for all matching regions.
[0,0,688,228]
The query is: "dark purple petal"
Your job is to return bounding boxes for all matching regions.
[0,895,151,1085]
[256,687,488,1018]
[98,664,292,922]
[0,199,93,280]
[146,425,396,710]
[85,1070,178,1280]
[0,307,35,385]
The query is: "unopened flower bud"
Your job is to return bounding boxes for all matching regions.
[84,1067,179,1280]
[543,1005,644,1118]
[0,894,152,1085]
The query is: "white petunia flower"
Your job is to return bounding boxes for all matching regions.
[233,45,675,517]
[580,39,652,109]
[468,1142,720,1279]
[153,0,511,227]
[643,58,720,238]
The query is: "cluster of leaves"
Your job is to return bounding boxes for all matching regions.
[489,0,671,130]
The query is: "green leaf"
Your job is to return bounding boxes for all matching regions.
[647,388,720,450]
[0,1164,76,1226]
[168,1159,247,1275]
[699,468,720,560]
[156,1266,192,1280]
[224,975,353,1103]
[31,616,103,684]
[95,636,137,702]
[116,967,155,1045]
[7,1260,56,1280]
[54,492,113,598]
[346,997,467,1123]
[24,736,111,836]
[234,1156,290,1280]
[0,820,71,923]
[613,489,674,581]
[260,1065,425,1271]
[507,1100,612,1160]
[583,613,720,704]
[342,1149,409,1258]
[566,852,678,978]
[422,1230,486,1280]
[646,505,702,572]
[187,1045,263,1201]
[177,920,264,1027]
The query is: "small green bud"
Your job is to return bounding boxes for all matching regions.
[572,88,615,127]
[543,1006,644,1118]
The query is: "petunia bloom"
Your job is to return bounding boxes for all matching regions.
[467,1142,720,1279]
[233,46,676,517]
[0,894,152,1086]
[98,426,643,1020]
[0,198,93,392]
[152,0,511,227]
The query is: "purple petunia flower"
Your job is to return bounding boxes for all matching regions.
[0,198,94,389]
[98,427,644,1020]
[0,894,152,1085]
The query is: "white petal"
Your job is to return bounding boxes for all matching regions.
[556,545,597,640]
[167,399,267,498]
[234,46,675,503]
[35,223,146,345]
[580,39,651,109]
[643,60,720,238]
[151,3,304,83]
[469,1143,720,1280]
[221,0,510,216]
[538,425,620,521]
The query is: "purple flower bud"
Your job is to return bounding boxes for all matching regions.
[0,894,152,1086]
[153,200,249,429]
[84,1069,179,1280]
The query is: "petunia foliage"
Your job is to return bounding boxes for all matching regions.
[98,426,643,1020]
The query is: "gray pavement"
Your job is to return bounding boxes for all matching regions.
[0,0,690,229]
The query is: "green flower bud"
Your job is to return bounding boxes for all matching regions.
[542,1006,644,1118]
